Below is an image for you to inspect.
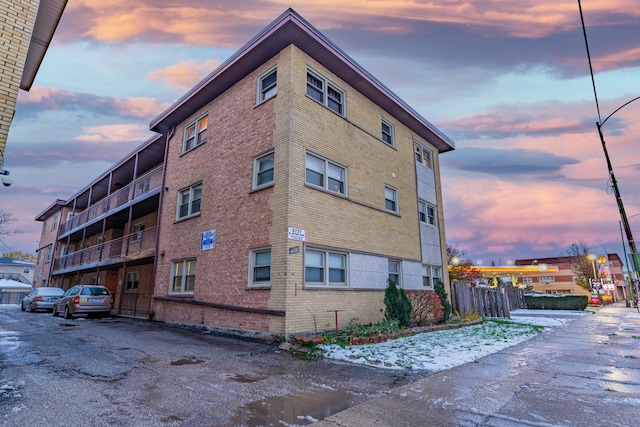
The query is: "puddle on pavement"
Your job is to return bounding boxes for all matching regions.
[170,358,205,366]
[229,389,357,426]
[227,374,266,383]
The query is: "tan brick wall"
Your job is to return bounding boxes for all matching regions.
[274,46,443,335]
[0,0,38,155]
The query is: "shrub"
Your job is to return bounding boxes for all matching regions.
[407,291,444,326]
[434,279,452,322]
[384,280,413,327]
[524,294,588,310]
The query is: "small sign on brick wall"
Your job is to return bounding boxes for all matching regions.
[200,229,216,251]
[288,227,305,241]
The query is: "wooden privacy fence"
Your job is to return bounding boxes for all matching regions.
[450,282,526,319]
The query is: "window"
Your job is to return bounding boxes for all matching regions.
[183,115,208,153]
[538,276,555,282]
[385,186,398,213]
[388,260,400,286]
[523,277,533,284]
[177,183,202,220]
[23,267,30,274]
[418,201,436,225]
[306,69,345,115]
[171,259,196,294]
[414,142,432,168]
[249,248,271,286]
[305,153,347,195]
[258,68,277,102]
[422,265,431,287]
[96,236,104,252]
[125,271,139,291]
[421,265,441,288]
[305,249,347,286]
[131,223,145,241]
[253,151,274,189]
[381,119,394,146]
[51,213,59,230]
[45,245,53,263]
[136,177,150,196]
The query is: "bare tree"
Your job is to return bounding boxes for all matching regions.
[566,241,594,291]
[0,209,23,250]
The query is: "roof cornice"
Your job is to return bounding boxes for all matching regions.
[21,0,68,91]
[150,8,454,152]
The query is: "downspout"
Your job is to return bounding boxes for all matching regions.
[150,127,173,319]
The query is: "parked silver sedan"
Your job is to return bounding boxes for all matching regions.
[21,287,65,312]
[52,285,113,319]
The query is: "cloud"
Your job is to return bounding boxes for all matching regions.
[441,147,579,176]
[148,59,222,92]
[7,128,150,169]
[442,175,631,261]
[15,87,169,120]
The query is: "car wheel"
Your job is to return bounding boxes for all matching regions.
[52,305,57,316]
[29,304,35,313]
[21,303,25,312]
[63,306,73,320]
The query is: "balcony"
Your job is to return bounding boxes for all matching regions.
[52,227,157,274]
[59,166,163,236]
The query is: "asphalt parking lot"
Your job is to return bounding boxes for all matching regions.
[0,305,423,426]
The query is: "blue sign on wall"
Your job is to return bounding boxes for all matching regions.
[201,229,216,251]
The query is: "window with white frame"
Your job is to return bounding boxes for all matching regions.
[171,259,196,294]
[258,67,277,102]
[249,248,271,286]
[306,69,345,115]
[538,276,555,282]
[253,151,274,189]
[177,183,202,220]
[522,277,533,284]
[131,223,145,241]
[183,115,208,153]
[420,266,442,287]
[305,153,347,195]
[385,186,398,213]
[51,213,59,230]
[305,248,347,286]
[125,271,139,291]
[418,201,436,225]
[388,260,400,286]
[431,266,441,286]
[45,245,53,263]
[381,119,394,146]
[414,141,432,168]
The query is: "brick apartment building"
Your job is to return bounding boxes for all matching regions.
[514,254,626,301]
[34,9,455,339]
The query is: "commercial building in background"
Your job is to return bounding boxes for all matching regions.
[515,254,626,301]
[0,0,67,182]
[34,9,454,338]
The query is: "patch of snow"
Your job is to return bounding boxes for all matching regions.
[319,317,576,371]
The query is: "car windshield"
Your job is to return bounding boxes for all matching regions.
[80,287,110,296]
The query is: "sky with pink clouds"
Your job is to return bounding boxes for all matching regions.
[1,0,640,267]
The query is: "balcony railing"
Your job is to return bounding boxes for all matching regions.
[59,166,164,235]
[52,227,157,273]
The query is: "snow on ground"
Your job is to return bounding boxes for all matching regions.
[319,310,591,371]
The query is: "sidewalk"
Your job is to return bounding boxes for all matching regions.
[313,303,640,427]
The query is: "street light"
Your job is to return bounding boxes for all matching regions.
[578,1,640,288]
